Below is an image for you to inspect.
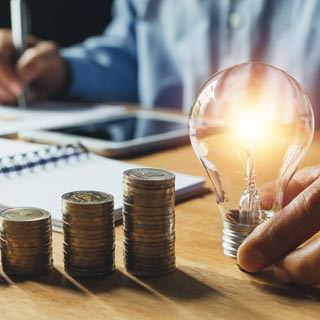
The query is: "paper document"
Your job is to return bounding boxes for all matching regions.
[0,101,126,136]
[0,139,205,232]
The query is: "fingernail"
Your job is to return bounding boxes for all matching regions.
[237,244,269,273]
[273,263,293,283]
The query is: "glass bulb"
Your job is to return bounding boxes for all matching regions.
[189,62,314,258]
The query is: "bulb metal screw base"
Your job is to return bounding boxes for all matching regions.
[222,210,261,259]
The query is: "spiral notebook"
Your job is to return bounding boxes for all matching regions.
[0,139,205,232]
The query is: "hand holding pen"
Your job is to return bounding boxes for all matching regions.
[0,5,69,106]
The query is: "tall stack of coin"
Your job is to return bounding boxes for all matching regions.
[123,168,176,277]
[0,207,53,277]
[62,191,115,278]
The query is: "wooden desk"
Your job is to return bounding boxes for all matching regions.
[1,140,320,320]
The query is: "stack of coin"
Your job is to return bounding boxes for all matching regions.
[0,207,53,277]
[62,191,115,278]
[123,168,176,277]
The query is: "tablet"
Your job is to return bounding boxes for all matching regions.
[18,110,189,157]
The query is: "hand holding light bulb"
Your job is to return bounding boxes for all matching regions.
[189,62,316,283]
[238,164,320,286]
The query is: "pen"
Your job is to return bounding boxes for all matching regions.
[10,0,29,109]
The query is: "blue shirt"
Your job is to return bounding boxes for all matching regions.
[61,0,320,122]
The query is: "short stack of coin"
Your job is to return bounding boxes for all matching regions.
[123,168,176,277]
[0,207,53,277]
[62,191,115,278]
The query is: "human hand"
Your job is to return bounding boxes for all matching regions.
[0,29,69,104]
[237,165,320,285]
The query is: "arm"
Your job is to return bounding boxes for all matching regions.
[61,0,138,103]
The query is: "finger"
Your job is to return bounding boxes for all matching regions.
[260,165,320,210]
[237,178,320,272]
[0,86,17,104]
[0,29,16,60]
[0,61,23,96]
[0,30,39,59]
[284,166,320,205]
[16,41,59,82]
[0,30,23,95]
[273,236,320,285]
[26,34,40,48]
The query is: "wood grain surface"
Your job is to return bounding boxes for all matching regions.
[1,135,320,320]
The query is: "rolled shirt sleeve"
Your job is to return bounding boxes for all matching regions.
[61,0,138,103]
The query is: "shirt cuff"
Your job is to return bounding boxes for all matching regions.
[60,47,103,99]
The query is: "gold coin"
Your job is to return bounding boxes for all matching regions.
[63,214,114,224]
[63,221,114,230]
[1,240,51,249]
[2,257,53,267]
[0,223,51,232]
[123,224,174,233]
[3,263,53,273]
[63,221,114,231]
[124,248,174,258]
[64,254,114,264]
[2,256,52,266]
[124,239,175,248]
[123,187,175,197]
[64,230,114,239]
[63,246,114,256]
[123,215,175,224]
[1,230,52,239]
[123,213,174,223]
[62,191,113,205]
[123,168,175,184]
[0,207,50,223]
[63,242,115,251]
[1,236,51,244]
[64,241,114,249]
[124,246,175,255]
[64,266,115,277]
[63,229,114,238]
[62,204,114,214]
[124,182,175,191]
[63,222,112,231]
[63,201,114,208]
[123,197,174,208]
[2,250,52,259]
[64,236,114,245]
[124,231,175,241]
[1,241,51,250]
[123,203,174,214]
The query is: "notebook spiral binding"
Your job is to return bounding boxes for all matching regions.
[0,144,89,176]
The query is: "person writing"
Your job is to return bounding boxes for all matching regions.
[0,0,320,285]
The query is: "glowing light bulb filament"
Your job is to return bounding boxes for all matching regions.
[239,144,261,224]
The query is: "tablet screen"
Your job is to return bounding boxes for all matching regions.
[49,115,186,142]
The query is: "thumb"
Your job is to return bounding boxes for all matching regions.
[237,178,320,272]
[16,41,59,83]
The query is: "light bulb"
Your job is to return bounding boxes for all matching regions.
[189,62,314,258]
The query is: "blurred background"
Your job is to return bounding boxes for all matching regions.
[0,0,113,46]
